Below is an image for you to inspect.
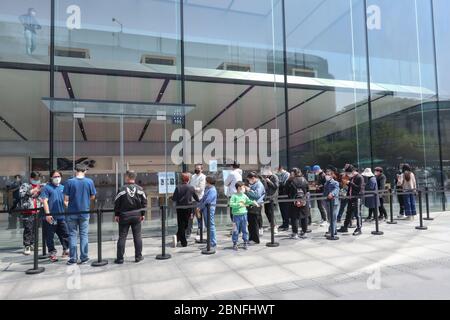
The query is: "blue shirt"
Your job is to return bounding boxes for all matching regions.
[64,177,96,217]
[246,180,266,204]
[198,186,217,215]
[323,179,340,206]
[40,183,66,220]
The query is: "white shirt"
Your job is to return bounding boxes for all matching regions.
[189,173,206,200]
[224,169,243,197]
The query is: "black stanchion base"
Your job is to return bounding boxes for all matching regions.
[91,260,108,267]
[371,231,384,235]
[424,218,434,221]
[386,221,398,225]
[195,239,207,244]
[25,267,45,275]
[38,255,49,260]
[156,254,171,260]
[326,236,339,241]
[266,242,280,248]
[201,248,216,255]
[415,226,428,230]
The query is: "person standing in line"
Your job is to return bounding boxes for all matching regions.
[338,165,364,236]
[197,176,218,249]
[362,168,379,222]
[19,8,41,55]
[229,181,259,251]
[40,170,69,262]
[323,168,340,239]
[114,171,147,264]
[398,164,417,221]
[64,164,97,265]
[375,167,388,220]
[261,167,279,234]
[276,166,291,231]
[287,168,310,239]
[172,173,199,248]
[395,163,406,218]
[18,172,43,255]
[337,168,350,223]
[312,165,327,226]
[224,161,243,234]
[188,164,206,238]
[245,172,265,244]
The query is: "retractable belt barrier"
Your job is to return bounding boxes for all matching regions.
[0,187,446,274]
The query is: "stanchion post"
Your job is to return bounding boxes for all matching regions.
[372,191,384,235]
[266,200,280,247]
[326,199,339,241]
[26,210,45,275]
[387,188,397,225]
[92,209,108,267]
[424,186,434,221]
[416,190,428,231]
[39,210,48,260]
[156,205,171,260]
[202,204,216,255]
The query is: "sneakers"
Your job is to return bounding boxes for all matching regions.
[319,220,327,227]
[23,246,31,255]
[233,244,239,251]
[290,233,299,239]
[278,226,289,232]
[49,254,58,263]
[243,243,249,250]
[273,225,279,235]
[259,228,264,236]
[66,259,77,265]
[397,214,406,219]
[78,258,89,265]
[135,256,144,263]
[114,259,124,264]
[299,231,307,239]
[353,228,362,236]
[172,235,177,248]
[62,250,70,259]
[337,226,348,233]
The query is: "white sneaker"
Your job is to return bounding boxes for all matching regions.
[320,221,327,227]
[397,215,406,219]
[259,228,264,236]
[290,233,299,239]
[23,246,31,255]
[273,225,279,235]
[172,235,177,248]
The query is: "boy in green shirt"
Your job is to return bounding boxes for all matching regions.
[229,181,259,250]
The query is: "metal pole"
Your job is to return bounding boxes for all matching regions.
[416,190,428,230]
[26,210,45,275]
[92,209,108,267]
[424,186,434,221]
[156,205,171,260]
[387,188,397,225]
[372,190,384,235]
[202,204,216,255]
[266,200,280,247]
[39,207,49,260]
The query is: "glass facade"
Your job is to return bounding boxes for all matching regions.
[1,0,449,248]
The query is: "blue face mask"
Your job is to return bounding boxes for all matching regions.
[31,179,40,185]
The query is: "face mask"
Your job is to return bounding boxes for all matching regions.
[31,179,40,185]
[325,175,332,182]
[52,177,61,185]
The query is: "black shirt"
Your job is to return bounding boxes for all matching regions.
[114,183,147,217]
[172,183,200,206]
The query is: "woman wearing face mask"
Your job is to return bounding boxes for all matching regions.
[39,170,70,262]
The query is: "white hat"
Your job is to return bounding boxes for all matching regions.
[361,168,374,177]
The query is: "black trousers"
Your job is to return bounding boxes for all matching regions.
[378,198,388,218]
[248,206,262,244]
[22,215,34,247]
[397,189,405,215]
[317,199,327,221]
[279,201,290,228]
[117,215,143,260]
[367,208,377,219]
[289,205,308,234]
[344,198,362,230]
[177,209,191,247]
[264,202,276,226]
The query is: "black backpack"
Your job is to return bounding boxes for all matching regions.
[293,177,308,208]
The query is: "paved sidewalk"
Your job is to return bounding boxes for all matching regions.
[1,212,450,300]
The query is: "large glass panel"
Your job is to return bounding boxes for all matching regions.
[367,0,442,211]
[285,0,370,221]
[0,0,50,64]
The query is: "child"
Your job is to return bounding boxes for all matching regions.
[229,181,259,251]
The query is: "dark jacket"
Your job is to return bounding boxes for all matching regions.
[262,175,279,200]
[172,183,200,207]
[315,172,327,193]
[287,176,310,218]
[114,183,147,217]
[364,176,380,209]
[277,171,290,196]
[347,173,364,198]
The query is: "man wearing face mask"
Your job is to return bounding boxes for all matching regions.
[189,164,206,239]
[18,172,43,255]
[323,169,340,240]
[337,165,364,236]
[40,170,69,262]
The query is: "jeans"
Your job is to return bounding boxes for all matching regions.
[117,215,142,261]
[325,201,338,236]
[337,198,348,221]
[66,215,90,262]
[24,30,36,55]
[201,207,216,247]
[404,193,417,216]
[232,214,248,245]
[45,219,69,254]
[317,198,327,221]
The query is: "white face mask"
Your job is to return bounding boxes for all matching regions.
[52,177,61,185]
[325,175,332,182]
